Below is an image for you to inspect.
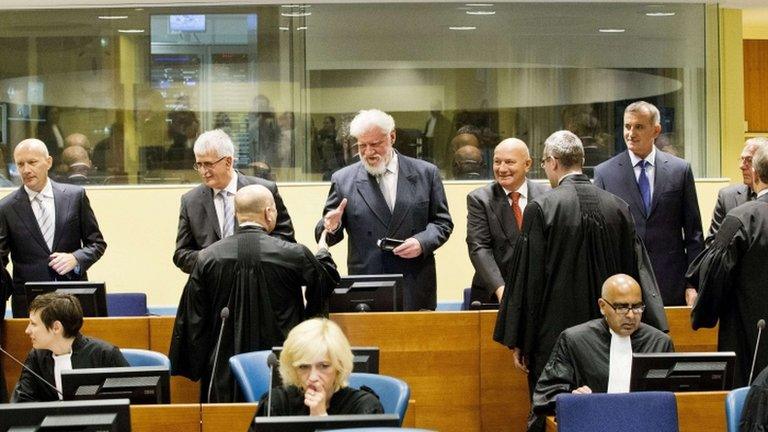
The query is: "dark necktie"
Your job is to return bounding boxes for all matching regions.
[509,191,523,230]
[637,160,651,214]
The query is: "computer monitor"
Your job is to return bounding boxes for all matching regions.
[0,398,130,432]
[23,281,108,318]
[268,346,380,388]
[62,366,170,404]
[630,351,736,392]
[329,274,403,312]
[251,413,400,432]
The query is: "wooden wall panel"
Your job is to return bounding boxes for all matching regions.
[665,307,718,352]
[744,40,768,132]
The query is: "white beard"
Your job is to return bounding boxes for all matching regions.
[362,159,387,176]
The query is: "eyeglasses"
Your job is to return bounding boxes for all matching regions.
[539,155,558,169]
[193,156,228,171]
[602,298,645,315]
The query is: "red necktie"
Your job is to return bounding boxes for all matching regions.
[509,191,523,230]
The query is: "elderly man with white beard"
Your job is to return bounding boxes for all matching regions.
[315,109,453,310]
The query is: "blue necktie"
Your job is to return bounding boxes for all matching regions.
[637,160,651,214]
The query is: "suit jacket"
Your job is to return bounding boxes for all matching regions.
[594,150,703,305]
[466,179,549,302]
[0,180,106,315]
[314,153,454,310]
[705,183,752,247]
[173,173,296,274]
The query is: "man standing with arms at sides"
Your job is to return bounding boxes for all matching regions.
[494,131,667,420]
[594,101,703,306]
[687,140,768,388]
[173,129,295,274]
[466,138,548,304]
[315,109,453,311]
[706,137,768,246]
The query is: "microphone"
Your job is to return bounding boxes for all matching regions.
[471,301,482,310]
[207,307,230,403]
[0,345,64,399]
[266,353,280,417]
[749,319,766,385]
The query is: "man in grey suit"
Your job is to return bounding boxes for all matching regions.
[466,138,548,304]
[594,101,704,306]
[0,139,106,317]
[173,129,295,274]
[706,136,768,246]
[315,109,453,311]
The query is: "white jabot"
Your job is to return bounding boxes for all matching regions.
[52,352,73,400]
[628,147,657,197]
[213,172,238,238]
[607,328,633,393]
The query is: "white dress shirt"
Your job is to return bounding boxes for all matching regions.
[628,147,657,198]
[503,181,529,211]
[26,180,56,243]
[377,153,399,210]
[212,173,238,236]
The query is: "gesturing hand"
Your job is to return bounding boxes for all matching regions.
[323,198,348,233]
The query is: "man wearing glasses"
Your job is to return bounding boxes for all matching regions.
[173,129,295,274]
[529,274,673,430]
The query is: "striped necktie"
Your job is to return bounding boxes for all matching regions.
[35,195,54,250]
[219,190,234,238]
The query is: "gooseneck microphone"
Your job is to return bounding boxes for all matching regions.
[0,345,64,399]
[748,319,766,386]
[266,353,280,417]
[207,306,230,403]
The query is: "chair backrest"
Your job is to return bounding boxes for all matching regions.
[461,288,471,310]
[556,391,678,432]
[228,350,273,402]
[348,372,410,426]
[120,348,171,368]
[106,293,148,317]
[726,386,750,432]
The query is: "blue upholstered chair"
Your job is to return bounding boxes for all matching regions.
[348,373,410,426]
[106,293,148,316]
[120,348,171,368]
[726,386,750,432]
[556,391,679,432]
[228,350,273,402]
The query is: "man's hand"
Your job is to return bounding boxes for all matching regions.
[571,386,592,394]
[323,198,347,233]
[495,286,504,302]
[685,287,697,306]
[392,238,423,259]
[49,253,78,275]
[513,347,529,374]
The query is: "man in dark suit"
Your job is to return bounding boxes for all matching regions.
[706,136,768,246]
[594,101,703,306]
[173,129,295,274]
[466,138,548,304]
[0,139,107,317]
[315,109,453,311]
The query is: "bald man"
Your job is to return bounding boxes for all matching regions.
[466,138,548,304]
[60,145,92,185]
[170,185,340,403]
[529,274,673,430]
[0,139,106,317]
[452,144,484,179]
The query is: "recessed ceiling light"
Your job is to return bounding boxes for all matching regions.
[465,3,494,6]
[598,28,626,33]
[449,26,477,31]
[297,26,307,31]
[646,12,676,17]
[118,29,145,33]
[279,26,290,31]
[98,15,128,20]
[281,11,311,17]
[466,10,496,15]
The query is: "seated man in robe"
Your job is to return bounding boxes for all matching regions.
[12,292,129,402]
[530,274,673,427]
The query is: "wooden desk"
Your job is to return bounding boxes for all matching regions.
[130,404,199,432]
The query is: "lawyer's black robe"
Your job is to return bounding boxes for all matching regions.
[740,365,768,432]
[493,174,668,394]
[255,385,384,417]
[168,225,340,402]
[687,194,768,387]
[532,319,674,421]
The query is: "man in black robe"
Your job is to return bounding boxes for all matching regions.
[740,365,768,431]
[169,185,340,402]
[531,274,673,430]
[687,141,768,388]
[493,130,667,400]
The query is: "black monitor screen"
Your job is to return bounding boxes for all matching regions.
[630,351,736,392]
[330,274,403,312]
[62,366,170,404]
[23,281,108,318]
[251,413,400,432]
[0,398,130,432]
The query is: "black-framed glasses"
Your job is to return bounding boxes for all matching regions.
[539,155,558,169]
[193,156,228,171]
[601,298,645,315]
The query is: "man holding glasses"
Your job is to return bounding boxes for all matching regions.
[173,129,295,274]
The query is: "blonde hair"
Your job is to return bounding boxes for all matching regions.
[279,318,354,393]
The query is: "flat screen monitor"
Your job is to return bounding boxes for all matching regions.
[329,274,403,312]
[169,14,206,32]
[269,346,380,388]
[62,366,170,404]
[251,413,400,432]
[0,398,130,432]
[630,351,736,392]
[23,281,107,318]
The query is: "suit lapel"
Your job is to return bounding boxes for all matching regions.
[490,182,517,242]
[618,151,649,218]
[354,166,391,228]
[201,187,221,239]
[11,187,49,252]
[51,181,71,251]
[388,157,418,234]
[649,151,669,216]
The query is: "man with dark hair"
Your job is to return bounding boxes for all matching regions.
[687,140,768,388]
[12,292,128,402]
